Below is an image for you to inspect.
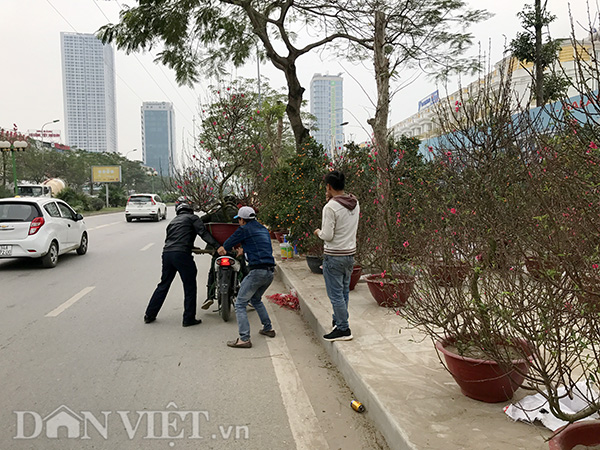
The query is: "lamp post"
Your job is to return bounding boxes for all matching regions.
[0,140,29,194]
[125,148,138,159]
[40,119,60,147]
[147,168,158,193]
[330,121,349,158]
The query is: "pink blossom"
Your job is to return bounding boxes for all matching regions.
[593,264,599,270]
[590,141,598,149]
[403,241,409,248]
[449,208,457,214]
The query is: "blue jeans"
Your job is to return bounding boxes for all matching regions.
[234,268,275,341]
[323,255,354,331]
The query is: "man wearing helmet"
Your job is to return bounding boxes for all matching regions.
[144,202,221,327]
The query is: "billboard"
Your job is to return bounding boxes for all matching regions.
[418,90,440,111]
[28,129,62,143]
[92,166,122,183]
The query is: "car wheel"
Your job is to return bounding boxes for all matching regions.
[163,208,167,220]
[153,214,159,222]
[126,216,132,222]
[41,241,59,268]
[76,232,88,255]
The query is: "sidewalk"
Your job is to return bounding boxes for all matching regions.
[274,255,554,450]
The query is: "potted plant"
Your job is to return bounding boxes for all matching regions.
[400,51,600,419]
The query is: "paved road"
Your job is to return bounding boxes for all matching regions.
[0,208,388,449]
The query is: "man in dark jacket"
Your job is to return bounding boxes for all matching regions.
[217,206,276,348]
[144,202,221,327]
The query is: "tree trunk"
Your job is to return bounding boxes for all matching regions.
[370,10,392,266]
[283,62,311,148]
[534,0,545,106]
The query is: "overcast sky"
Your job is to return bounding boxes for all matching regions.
[0,0,594,162]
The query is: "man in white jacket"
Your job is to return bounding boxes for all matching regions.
[314,170,360,341]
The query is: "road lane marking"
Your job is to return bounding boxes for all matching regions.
[140,243,155,251]
[87,221,121,231]
[265,304,330,450]
[46,286,96,317]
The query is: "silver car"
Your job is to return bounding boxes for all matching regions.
[125,194,167,222]
[0,197,88,268]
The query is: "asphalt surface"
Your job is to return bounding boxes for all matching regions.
[0,208,387,449]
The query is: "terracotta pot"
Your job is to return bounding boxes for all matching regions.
[524,256,560,279]
[349,265,362,291]
[365,273,415,307]
[430,262,469,287]
[436,337,531,403]
[548,421,600,450]
[306,255,323,274]
[274,230,288,243]
[269,230,277,240]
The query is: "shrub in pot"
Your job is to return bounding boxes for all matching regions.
[401,57,600,416]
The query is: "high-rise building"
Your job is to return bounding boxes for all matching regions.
[310,73,344,157]
[141,102,175,177]
[60,32,117,153]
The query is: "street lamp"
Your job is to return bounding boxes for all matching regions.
[147,168,158,193]
[40,119,60,146]
[0,140,29,194]
[330,121,349,158]
[125,148,138,159]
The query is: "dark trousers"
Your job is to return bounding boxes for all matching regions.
[146,251,198,323]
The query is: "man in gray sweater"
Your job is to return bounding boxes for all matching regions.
[314,170,360,341]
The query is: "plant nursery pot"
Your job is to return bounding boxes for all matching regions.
[306,255,323,274]
[524,256,560,280]
[430,262,469,287]
[365,273,415,307]
[349,265,363,291]
[548,421,600,450]
[435,337,531,403]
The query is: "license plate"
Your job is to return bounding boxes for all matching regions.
[0,245,12,257]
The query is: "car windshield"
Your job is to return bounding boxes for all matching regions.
[17,186,43,196]
[128,196,152,203]
[0,203,39,222]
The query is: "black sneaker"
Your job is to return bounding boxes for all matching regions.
[323,328,353,341]
[182,318,202,327]
[144,315,156,324]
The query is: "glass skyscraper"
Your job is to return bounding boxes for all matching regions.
[141,102,175,177]
[309,74,343,157]
[60,32,117,153]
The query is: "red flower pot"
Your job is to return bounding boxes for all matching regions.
[349,265,362,291]
[549,421,600,450]
[269,230,277,240]
[365,273,415,307]
[436,337,531,403]
[430,262,469,287]
[274,230,288,243]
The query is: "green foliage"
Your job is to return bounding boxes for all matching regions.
[258,138,328,253]
[56,187,103,212]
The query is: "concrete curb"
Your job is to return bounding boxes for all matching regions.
[276,261,415,450]
[273,256,552,450]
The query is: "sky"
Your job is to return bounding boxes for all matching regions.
[0,0,594,163]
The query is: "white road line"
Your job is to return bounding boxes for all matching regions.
[140,243,155,252]
[46,287,96,317]
[87,221,121,231]
[265,304,330,450]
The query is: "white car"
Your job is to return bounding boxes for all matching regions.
[125,194,167,222]
[0,197,88,268]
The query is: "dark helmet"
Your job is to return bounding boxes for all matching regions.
[176,202,193,214]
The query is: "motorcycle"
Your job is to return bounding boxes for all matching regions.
[194,222,244,322]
